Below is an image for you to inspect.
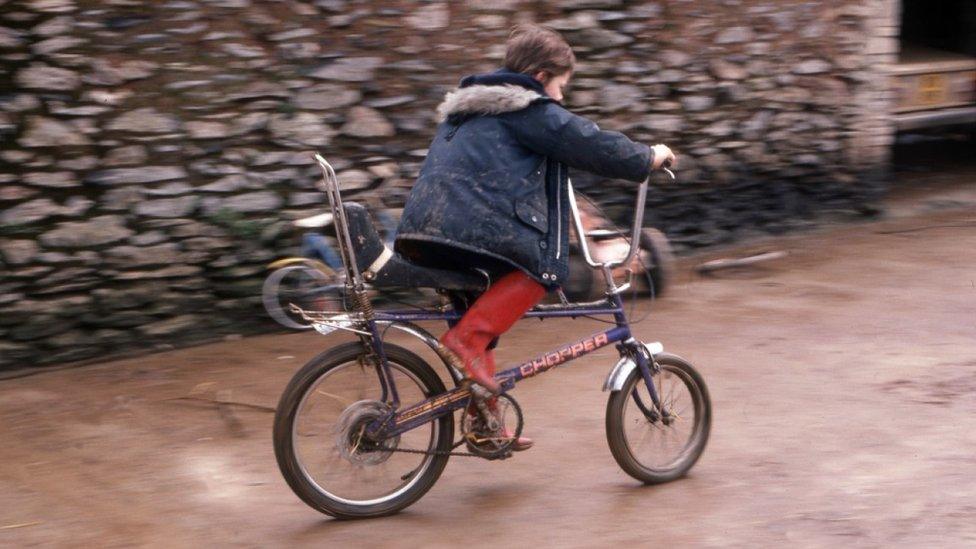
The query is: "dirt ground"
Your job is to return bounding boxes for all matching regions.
[2,195,976,547]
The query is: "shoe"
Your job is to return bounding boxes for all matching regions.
[468,357,534,452]
[441,271,545,394]
[506,430,534,452]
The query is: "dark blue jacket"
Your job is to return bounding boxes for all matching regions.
[396,70,653,287]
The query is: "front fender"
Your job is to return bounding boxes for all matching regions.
[602,341,664,391]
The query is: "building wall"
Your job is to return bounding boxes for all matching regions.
[0,0,896,368]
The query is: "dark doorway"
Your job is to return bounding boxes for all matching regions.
[892,0,976,194]
[900,0,976,56]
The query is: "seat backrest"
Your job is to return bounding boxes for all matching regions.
[341,202,386,273]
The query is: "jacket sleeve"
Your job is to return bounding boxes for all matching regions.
[506,102,653,183]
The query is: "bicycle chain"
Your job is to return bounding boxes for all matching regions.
[365,396,522,459]
[384,438,515,459]
[386,445,481,458]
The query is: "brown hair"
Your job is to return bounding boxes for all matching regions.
[504,24,576,81]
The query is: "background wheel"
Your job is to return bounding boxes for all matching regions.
[560,250,602,302]
[605,353,711,484]
[262,264,335,330]
[273,342,454,518]
[639,228,675,297]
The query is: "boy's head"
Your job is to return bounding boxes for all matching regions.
[504,24,575,102]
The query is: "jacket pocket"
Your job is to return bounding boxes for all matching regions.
[514,197,548,233]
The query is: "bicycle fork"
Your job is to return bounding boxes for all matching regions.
[632,345,668,422]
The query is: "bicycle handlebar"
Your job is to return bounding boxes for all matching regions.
[569,167,675,272]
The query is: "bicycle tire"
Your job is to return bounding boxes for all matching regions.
[639,228,675,297]
[273,342,454,518]
[605,353,711,484]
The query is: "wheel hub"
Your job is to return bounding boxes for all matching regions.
[335,400,399,465]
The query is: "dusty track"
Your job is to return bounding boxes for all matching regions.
[2,206,976,547]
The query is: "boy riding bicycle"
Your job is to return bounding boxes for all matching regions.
[395,24,676,450]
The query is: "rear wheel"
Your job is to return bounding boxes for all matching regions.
[273,342,454,518]
[605,353,710,484]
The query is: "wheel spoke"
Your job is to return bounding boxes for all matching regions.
[666,377,678,411]
[315,389,353,407]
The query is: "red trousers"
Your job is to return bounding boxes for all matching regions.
[441,271,545,392]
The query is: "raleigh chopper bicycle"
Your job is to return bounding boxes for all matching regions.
[273,155,711,519]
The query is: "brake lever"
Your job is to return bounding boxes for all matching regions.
[659,155,675,180]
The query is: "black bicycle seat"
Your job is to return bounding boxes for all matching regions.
[343,203,487,292]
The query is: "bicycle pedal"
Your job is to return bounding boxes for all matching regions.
[463,431,516,460]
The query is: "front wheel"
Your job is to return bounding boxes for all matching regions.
[605,353,711,484]
[273,342,454,518]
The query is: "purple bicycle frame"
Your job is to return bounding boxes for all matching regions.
[364,291,658,441]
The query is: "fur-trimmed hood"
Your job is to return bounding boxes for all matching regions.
[436,68,551,122]
[436,85,543,122]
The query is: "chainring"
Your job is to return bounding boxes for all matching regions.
[461,393,524,460]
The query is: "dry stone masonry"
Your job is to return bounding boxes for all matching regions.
[0,0,897,368]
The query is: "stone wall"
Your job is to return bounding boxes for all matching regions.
[0,0,896,369]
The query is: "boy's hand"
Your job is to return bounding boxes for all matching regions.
[650,144,676,171]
